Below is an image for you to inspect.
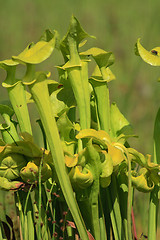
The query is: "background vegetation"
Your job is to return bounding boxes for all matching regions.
[0,0,160,237]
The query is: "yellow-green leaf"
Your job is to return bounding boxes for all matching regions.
[90,65,115,83]
[69,166,93,189]
[108,144,125,167]
[76,129,111,148]
[128,148,147,166]
[131,168,154,192]
[60,15,94,56]
[80,47,114,68]
[0,177,23,190]
[110,102,133,139]
[100,175,111,188]
[100,152,113,188]
[136,38,160,66]
[0,59,19,69]
[65,153,78,167]
[20,161,52,184]
[12,31,58,64]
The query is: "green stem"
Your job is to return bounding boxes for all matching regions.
[8,82,32,135]
[109,176,124,240]
[3,66,32,135]
[148,185,159,240]
[99,195,108,240]
[100,188,111,240]
[148,108,160,240]
[65,36,91,130]
[117,173,129,240]
[100,67,111,133]
[90,81,111,133]
[28,72,89,240]
[105,187,120,240]
[67,67,90,129]
[92,76,123,239]
[127,157,132,240]
[38,156,43,240]
[89,180,101,240]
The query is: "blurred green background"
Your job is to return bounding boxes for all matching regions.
[0,0,160,237]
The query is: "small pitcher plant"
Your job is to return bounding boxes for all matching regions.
[0,16,159,240]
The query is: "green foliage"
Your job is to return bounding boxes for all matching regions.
[0,16,160,240]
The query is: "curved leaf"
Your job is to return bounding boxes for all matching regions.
[90,65,115,83]
[76,129,111,148]
[1,140,42,158]
[136,38,160,66]
[12,31,58,64]
[0,177,23,190]
[0,103,19,143]
[80,47,115,68]
[60,15,94,57]
[108,144,125,167]
[131,168,154,192]
[65,153,78,167]
[128,148,147,166]
[0,59,19,71]
[20,161,52,183]
[69,166,93,189]
[100,152,113,187]
[56,113,76,154]
[50,87,67,117]
[110,102,133,140]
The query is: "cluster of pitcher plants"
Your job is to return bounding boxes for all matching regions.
[0,16,160,240]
